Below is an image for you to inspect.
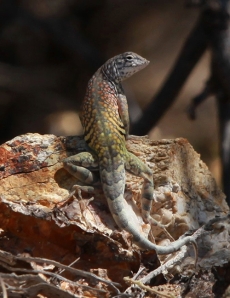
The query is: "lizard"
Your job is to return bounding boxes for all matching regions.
[63,52,197,256]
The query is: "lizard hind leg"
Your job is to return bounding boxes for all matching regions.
[125,152,174,241]
[125,151,154,224]
[62,152,100,192]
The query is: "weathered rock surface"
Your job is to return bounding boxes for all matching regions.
[0,133,229,297]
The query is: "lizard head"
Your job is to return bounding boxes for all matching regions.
[102,52,150,82]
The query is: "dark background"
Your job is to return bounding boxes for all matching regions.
[0,0,219,183]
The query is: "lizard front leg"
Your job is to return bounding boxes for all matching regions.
[63,152,99,193]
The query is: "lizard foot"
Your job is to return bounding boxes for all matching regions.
[56,185,95,208]
[146,216,175,242]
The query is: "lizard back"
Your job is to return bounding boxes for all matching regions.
[81,71,126,158]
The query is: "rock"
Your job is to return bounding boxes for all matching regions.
[0,133,229,297]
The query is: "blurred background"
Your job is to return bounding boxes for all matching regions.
[0,0,220,183]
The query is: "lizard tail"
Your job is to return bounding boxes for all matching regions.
[109,196,196,255]
[101,164,195,256]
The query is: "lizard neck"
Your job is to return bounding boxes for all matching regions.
[100,60,124,94]
[101,58,120,82]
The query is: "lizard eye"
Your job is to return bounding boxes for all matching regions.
[126,55,133,61]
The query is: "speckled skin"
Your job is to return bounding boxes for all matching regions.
[63,52,196,255]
